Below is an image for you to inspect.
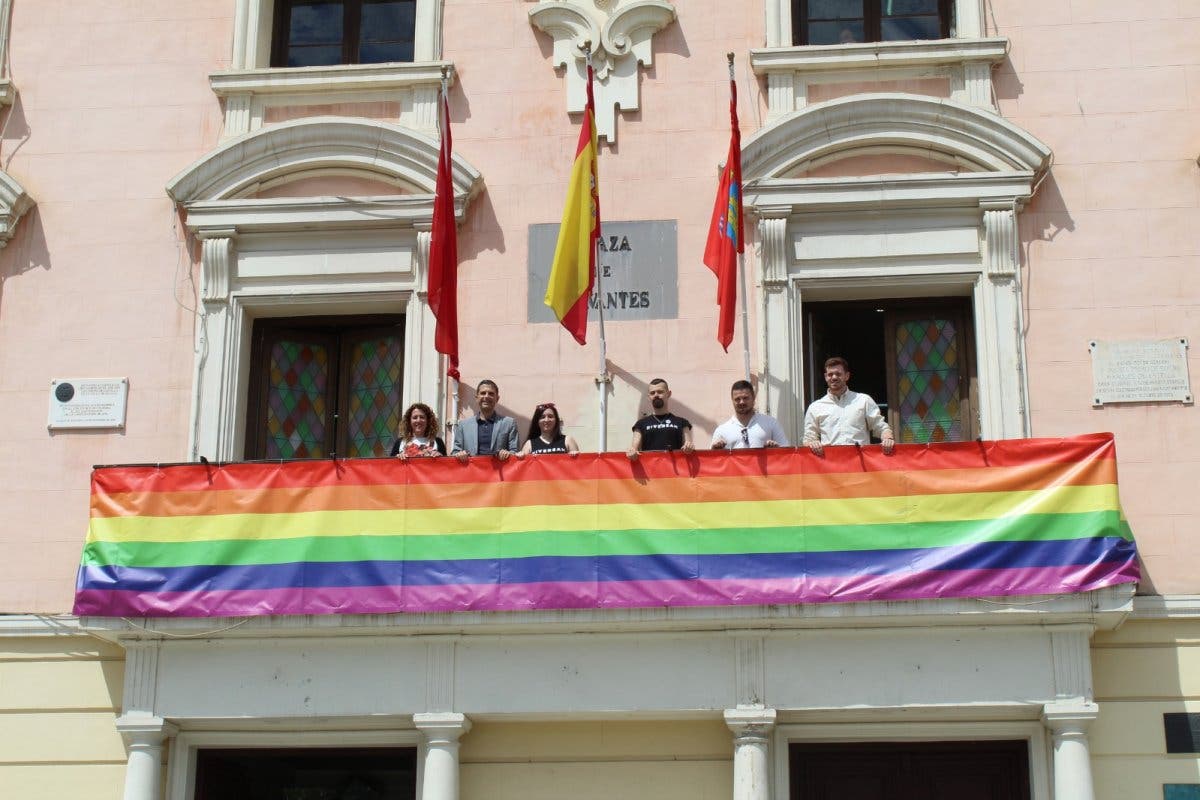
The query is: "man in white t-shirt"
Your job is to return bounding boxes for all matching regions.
[802,356,894,456]
[711,380,789,450]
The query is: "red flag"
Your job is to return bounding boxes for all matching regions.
[702,71,743,353]
[545,64,600,345]
[428,84,460,380]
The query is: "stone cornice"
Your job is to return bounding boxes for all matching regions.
[1130,594,1200,619]
[185,195,468,234]
[745,172,1037,214]
[750,37,1007,74]
[210,61,454,96]
[77,584,1135,642]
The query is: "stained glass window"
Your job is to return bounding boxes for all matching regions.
[894,318,962,443]
[345,333,404,457]
[246,317,404,460]
[265,339,331,459]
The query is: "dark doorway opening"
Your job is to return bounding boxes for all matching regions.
[790,739,1031,800]
[195,747,417,800]
[804,297,978,443]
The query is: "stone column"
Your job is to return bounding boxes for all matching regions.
[1042,701,1099,800]
[116,716,177,800]
[725,707,777,800]
[414,712,472,800]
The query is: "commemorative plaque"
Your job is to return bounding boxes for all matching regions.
[1089,338,1192,406]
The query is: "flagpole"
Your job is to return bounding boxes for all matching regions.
[585,42,610,452]
[730,53,751,384]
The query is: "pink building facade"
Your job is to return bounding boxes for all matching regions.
[0,2,1197,799]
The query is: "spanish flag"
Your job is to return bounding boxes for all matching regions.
[544,64,600,345]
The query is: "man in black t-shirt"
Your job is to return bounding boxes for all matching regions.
[627,378,694,459]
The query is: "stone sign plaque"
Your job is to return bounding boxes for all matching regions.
[527,220,678,323]
[1089,338,1192,406]
[47,378,129,429]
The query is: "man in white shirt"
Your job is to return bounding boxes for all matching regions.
[711,380,789,450]
[803,357,895,456]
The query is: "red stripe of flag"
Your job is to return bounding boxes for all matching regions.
[428,85,460,379]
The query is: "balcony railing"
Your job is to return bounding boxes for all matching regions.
[73,433,1138,619]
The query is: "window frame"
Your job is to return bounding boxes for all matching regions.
[802,297,979,444]
[793,0,954,47]
[269,0,418,68]
[233,0,440,70]
[244,314,405,461]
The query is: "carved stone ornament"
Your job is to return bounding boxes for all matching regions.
[529,0,677,142]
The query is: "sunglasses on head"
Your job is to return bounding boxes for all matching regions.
[536,402,557,412]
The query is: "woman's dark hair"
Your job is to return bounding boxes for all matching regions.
[400,402,440,440]
[526,402,563,442]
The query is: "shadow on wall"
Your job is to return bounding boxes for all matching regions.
[0,202,50,316]
[457,186,505,260]
[607,361,714,437]
[1019,171,1075,338]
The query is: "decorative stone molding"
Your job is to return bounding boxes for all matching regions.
[424,640,455,712]
[734,637,766,707]
[1050,628,1094,702]
[744,169,1044,444]
[168,116,483,204]
[755,213,789,288]
[210,62,452,139]
[982,201,1019,277]
[0,170,32,247]
[0,0,13,105]
[742,94,1051,181]
[168,116,483,462]
[528,0,677,142]
[751,38,1008,118]
[122,642,162,716]
[197,230,236,304]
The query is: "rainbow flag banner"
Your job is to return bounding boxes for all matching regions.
[73,434,1138,618]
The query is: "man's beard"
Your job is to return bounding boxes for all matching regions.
[651,397,665,410]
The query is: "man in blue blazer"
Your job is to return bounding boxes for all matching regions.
[452,379,519,463]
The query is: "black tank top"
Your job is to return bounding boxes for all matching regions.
[529,434,569,454]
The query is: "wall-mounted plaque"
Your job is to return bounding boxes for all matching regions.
[47,378,129,429]
[527,220,678,323]
[1089,338,1192,406]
